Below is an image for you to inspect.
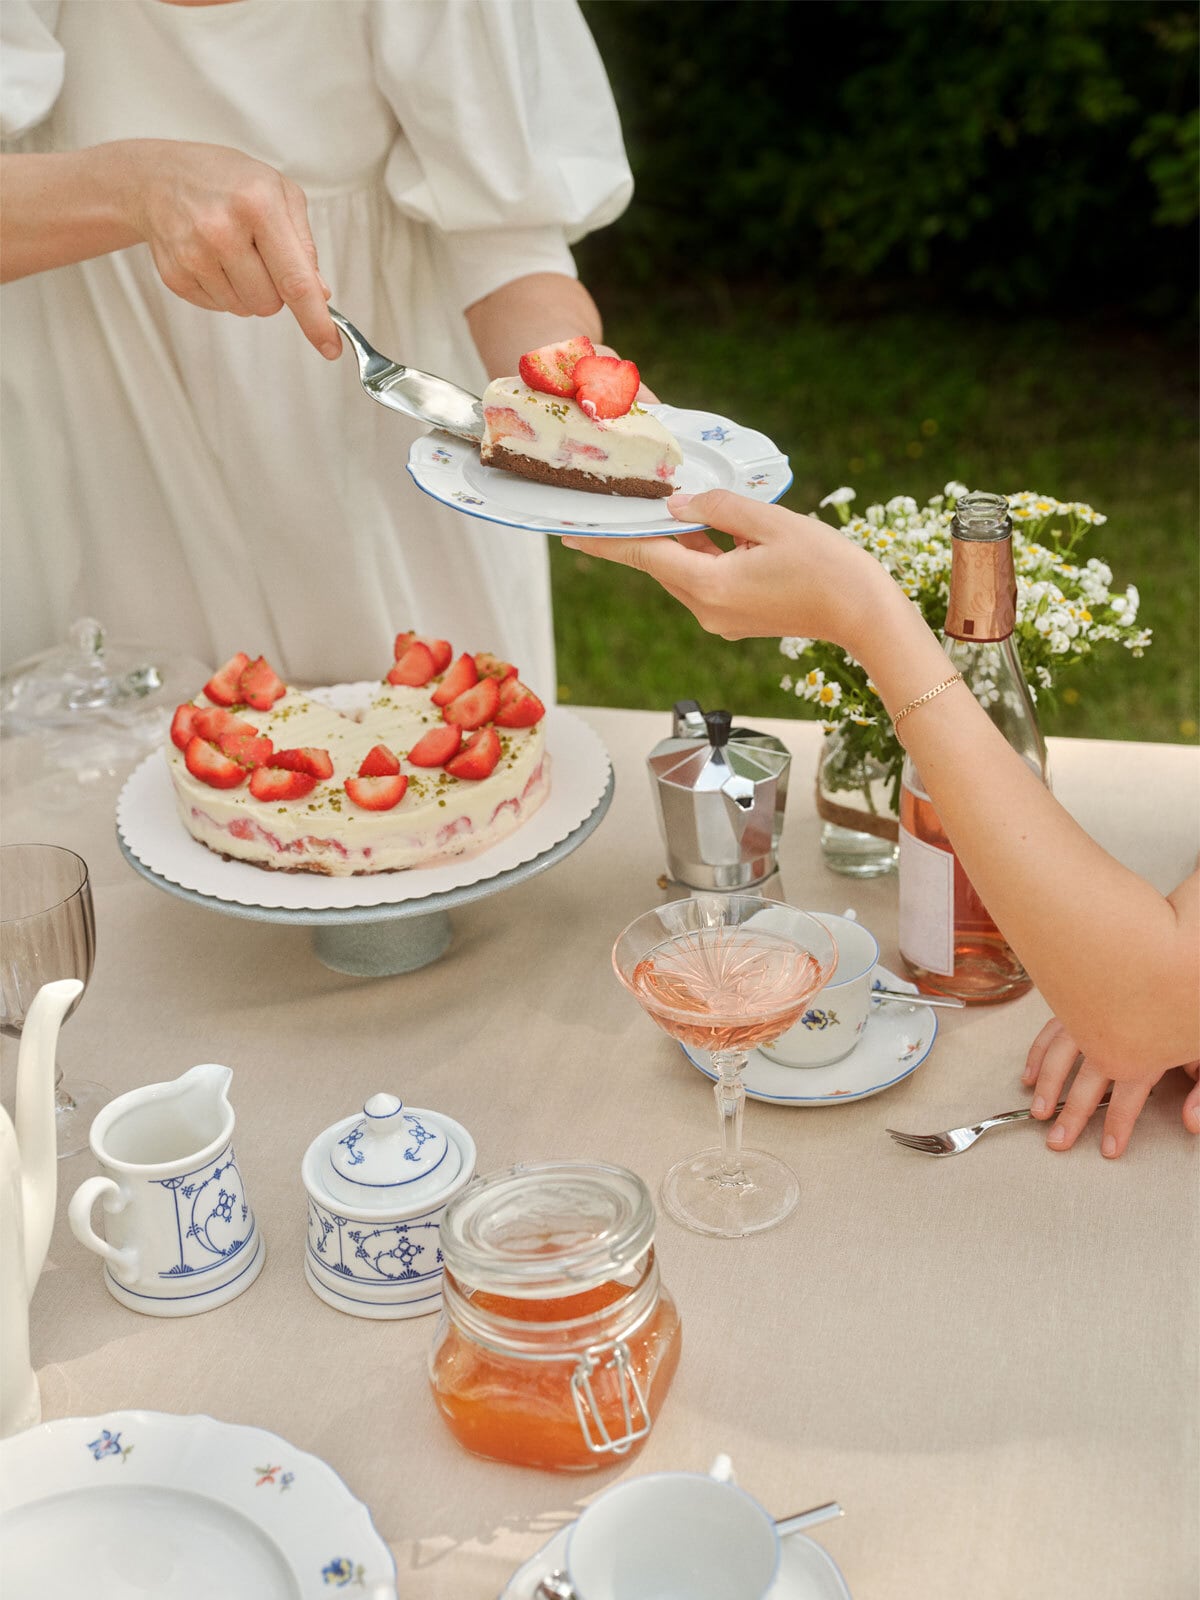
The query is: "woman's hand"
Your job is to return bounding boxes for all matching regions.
[1022,1016,1200,1157]
[562,488,891,654]
[114,140,340,357]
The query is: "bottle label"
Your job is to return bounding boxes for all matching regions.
[898,823,955,975]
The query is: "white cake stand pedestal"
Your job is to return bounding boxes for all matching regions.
[116,770,613,977]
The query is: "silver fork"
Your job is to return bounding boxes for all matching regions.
[886,1091,1113,1155]
[329,308,484,443]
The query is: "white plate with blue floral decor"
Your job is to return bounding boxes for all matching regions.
[499,1519,852,1599]
[681,967,939,1106]
[407,406,792,538]
[0,1411,395,1599]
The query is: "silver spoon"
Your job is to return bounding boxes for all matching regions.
[872,987,966,1010]
[328,307,484,443]
[534,1502,844,1598]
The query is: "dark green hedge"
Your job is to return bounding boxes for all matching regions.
[578,0,1198,316]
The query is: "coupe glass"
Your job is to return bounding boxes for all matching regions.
[613,896,837,1238]
[1,844,105,1158]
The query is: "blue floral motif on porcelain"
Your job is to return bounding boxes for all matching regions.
[87,1429,133,1464]
[307,1199,444,1286]
[402,1116,437,1163]
[337,1126,366,1167]
[153,1142,254,1278]
[800,1008,839,1031]
[701,425,733,443]
[322,1556,365,1587]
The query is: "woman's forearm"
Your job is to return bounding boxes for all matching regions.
[464,273,603,380]
[0,148,141,281]
[855,577,1198,1076]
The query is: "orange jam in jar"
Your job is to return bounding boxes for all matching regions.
[429,1161,682,1472]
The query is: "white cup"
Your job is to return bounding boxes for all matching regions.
[760,911,879,1068]
[565,1471,779,1600]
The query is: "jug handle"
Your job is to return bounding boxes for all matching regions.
[68,1178,138,1281]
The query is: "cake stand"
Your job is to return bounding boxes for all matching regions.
[116,776,611,976]
[115,704,612,977]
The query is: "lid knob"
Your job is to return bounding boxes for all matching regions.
[364,1092,403,1124]
[704,709,732,748]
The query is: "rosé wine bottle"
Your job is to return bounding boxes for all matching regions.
[898,492,1049,1004]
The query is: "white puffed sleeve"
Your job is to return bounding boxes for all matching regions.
[0,0,63,141]
[370,0,633,310]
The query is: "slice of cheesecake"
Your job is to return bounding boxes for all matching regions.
[479,349,682,500]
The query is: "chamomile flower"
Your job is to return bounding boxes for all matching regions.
[779,637,813,660]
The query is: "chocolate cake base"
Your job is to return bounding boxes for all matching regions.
[481,443,673,499]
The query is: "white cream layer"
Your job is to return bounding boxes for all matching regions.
[168,684,548,876]
[480,377,683,484]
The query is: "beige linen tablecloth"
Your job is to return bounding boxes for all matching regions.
[3,708,1197,1599]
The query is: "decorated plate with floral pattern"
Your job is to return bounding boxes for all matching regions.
[0,1411,395,1599]
[407,406,792,537]
[680,967,938,1106]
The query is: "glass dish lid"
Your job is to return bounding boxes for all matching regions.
[438,1160,655,1298]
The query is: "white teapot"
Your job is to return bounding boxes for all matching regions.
[0,978,83,1438]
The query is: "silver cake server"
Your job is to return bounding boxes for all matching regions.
[329,308,484,443]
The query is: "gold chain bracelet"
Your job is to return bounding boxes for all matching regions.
[892,672,964,730]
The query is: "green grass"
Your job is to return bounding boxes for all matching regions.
[550,292,1199,745]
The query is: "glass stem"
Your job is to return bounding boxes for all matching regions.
[53,1061,76,1114]
[710,1050,747,1184]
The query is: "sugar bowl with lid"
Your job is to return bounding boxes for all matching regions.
[301,1091,475,1319]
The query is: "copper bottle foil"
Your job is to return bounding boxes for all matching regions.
[944,534,1017,641]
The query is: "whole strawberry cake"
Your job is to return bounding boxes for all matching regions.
[479,337,682,499]
[167,636,549,876]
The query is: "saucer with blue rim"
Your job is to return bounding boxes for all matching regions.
[679,965,938,1107]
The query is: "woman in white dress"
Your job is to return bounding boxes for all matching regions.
[0,0,635,693]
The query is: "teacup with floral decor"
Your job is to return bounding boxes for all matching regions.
[760,912,879,1068]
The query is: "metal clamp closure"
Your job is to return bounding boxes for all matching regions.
[569,1340,652,1456]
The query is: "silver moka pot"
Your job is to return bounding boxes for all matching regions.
[647,701,792,891]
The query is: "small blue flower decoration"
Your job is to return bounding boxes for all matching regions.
[322,1556,364,1587]
[87,1429,132,1463]
[701,425,732,443]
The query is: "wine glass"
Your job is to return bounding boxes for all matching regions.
[1,844,106,1158]
[613,895,837,1238]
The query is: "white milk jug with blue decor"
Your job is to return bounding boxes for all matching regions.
[68,1063,264,1316]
